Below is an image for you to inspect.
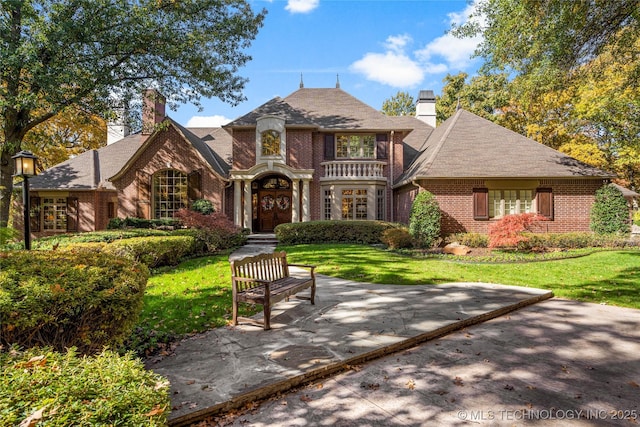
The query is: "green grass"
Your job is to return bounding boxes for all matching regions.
[128,244,640,356]
[279,244,640,308]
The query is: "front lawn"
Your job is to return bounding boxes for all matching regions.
[129,244,640,356]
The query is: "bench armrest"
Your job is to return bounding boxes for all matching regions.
[288,263,316,271]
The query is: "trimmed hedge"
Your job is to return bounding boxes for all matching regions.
[0,347,169,426]
[0,250,149,354]
[445,231,635,250]
[590,184,631,235]
[102,235,195,268]
[409,191,441,248]
[275,220,398,245]
[107,216,180,230]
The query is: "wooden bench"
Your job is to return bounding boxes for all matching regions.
[231,251,316,330]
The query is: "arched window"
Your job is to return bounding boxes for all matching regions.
[153,169,188,219]
[261,130,281,156]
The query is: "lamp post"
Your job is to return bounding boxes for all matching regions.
[12,150,38,250]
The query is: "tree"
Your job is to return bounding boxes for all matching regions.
[590,184,630,235]
[0,0,266,227]
[408,191,441,248]
[381,91,415,116]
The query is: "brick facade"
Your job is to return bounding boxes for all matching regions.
[395,178,607,235]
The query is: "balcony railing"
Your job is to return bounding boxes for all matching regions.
[320,160,386,180]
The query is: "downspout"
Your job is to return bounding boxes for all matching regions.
[389,131,394,222]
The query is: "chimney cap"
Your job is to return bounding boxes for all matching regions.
[418,90,435,101]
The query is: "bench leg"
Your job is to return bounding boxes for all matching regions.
[263,304,271,330]
[232,299,239,326]
[310,280,316,305]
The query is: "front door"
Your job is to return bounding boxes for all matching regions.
[256,176,292,232]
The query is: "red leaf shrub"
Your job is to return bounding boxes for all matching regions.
[488,213,547,249]
[173,209,246,252]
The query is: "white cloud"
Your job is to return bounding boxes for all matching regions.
[349,2,484,87]
[285,0,319,14]
[350,51,424,87]
[186,115,231,127]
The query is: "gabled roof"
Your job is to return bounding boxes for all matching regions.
[396,109,613,187]
[31,117,233,191]
[226,87,410,131]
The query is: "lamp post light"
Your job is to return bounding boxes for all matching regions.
[12,150,38,250]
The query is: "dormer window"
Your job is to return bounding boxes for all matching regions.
[256,115,286,164]
[261,130,281,156]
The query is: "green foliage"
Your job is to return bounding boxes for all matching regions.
[0,250,149,354]
[381,227,414,249]
[445,232,489,248]
[173,209,247,253]
[0,347,169,426]
[275,221,397,245]
[0,227,19,246]
[381,91,416,116]
[0,0,266,228]
[191,198,215,215]
[125,255,258,357]
[590,184,631,235]
[103,235,195,268]
[634,210,640,226]
[409,191,441,248]
[107,217,180,230]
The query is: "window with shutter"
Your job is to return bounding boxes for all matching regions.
[473,188,489,220]
[137,170,151,218]
[188,170,202,201]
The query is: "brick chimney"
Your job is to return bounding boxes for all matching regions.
[142,88,166,135]
[415,90,436,127]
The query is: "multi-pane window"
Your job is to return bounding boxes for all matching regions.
[376,189,385,221]
[153,170,188,219]
[324,189,332,220]
[42,198,67,231]
[489,190,533,218]
[261,130,281,156]
[336,135,375,158]
[342,189,367,220]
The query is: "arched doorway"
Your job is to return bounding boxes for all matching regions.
[254,175,292,232]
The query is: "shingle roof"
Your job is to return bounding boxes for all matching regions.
[226,88,410,131]
[30,118,233,191]
[30,134,144,191]
[396,109,613,186]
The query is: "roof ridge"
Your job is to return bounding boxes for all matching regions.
[420,109,463,173]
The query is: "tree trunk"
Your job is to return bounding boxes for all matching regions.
[0,150,16,229]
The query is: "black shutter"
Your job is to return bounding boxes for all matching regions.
[376,134,387,159]
[188,170,202,202]
[536,188,554,220]
[66,197,79,232]
[473,188,489,220]
[30,196,41,232]
[324,134,335,160]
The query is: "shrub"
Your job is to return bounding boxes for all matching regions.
[0,347,169,426]
[173,209,246,253]
[633,210,640,226]
[25,229,172,251]
[488,213,547,249]
[107,217,180,230]
[381,227,414,249]
[445,233,489,248]
[275,221,397,245]
[409,191,441,248]
[191,199,215,215]
[0,227,19,247]
[0,250,149,354]
[103,235,195,268]
[590,184,630,235]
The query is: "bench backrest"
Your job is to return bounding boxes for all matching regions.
[231,251,290,291]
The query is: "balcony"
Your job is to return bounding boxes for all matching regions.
[320,160,386,181]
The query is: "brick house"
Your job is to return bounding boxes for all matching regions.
[25,86,612,237]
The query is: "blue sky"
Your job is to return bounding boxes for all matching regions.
[174,0,482,127]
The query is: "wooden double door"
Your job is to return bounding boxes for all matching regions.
[254,176,292,232]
